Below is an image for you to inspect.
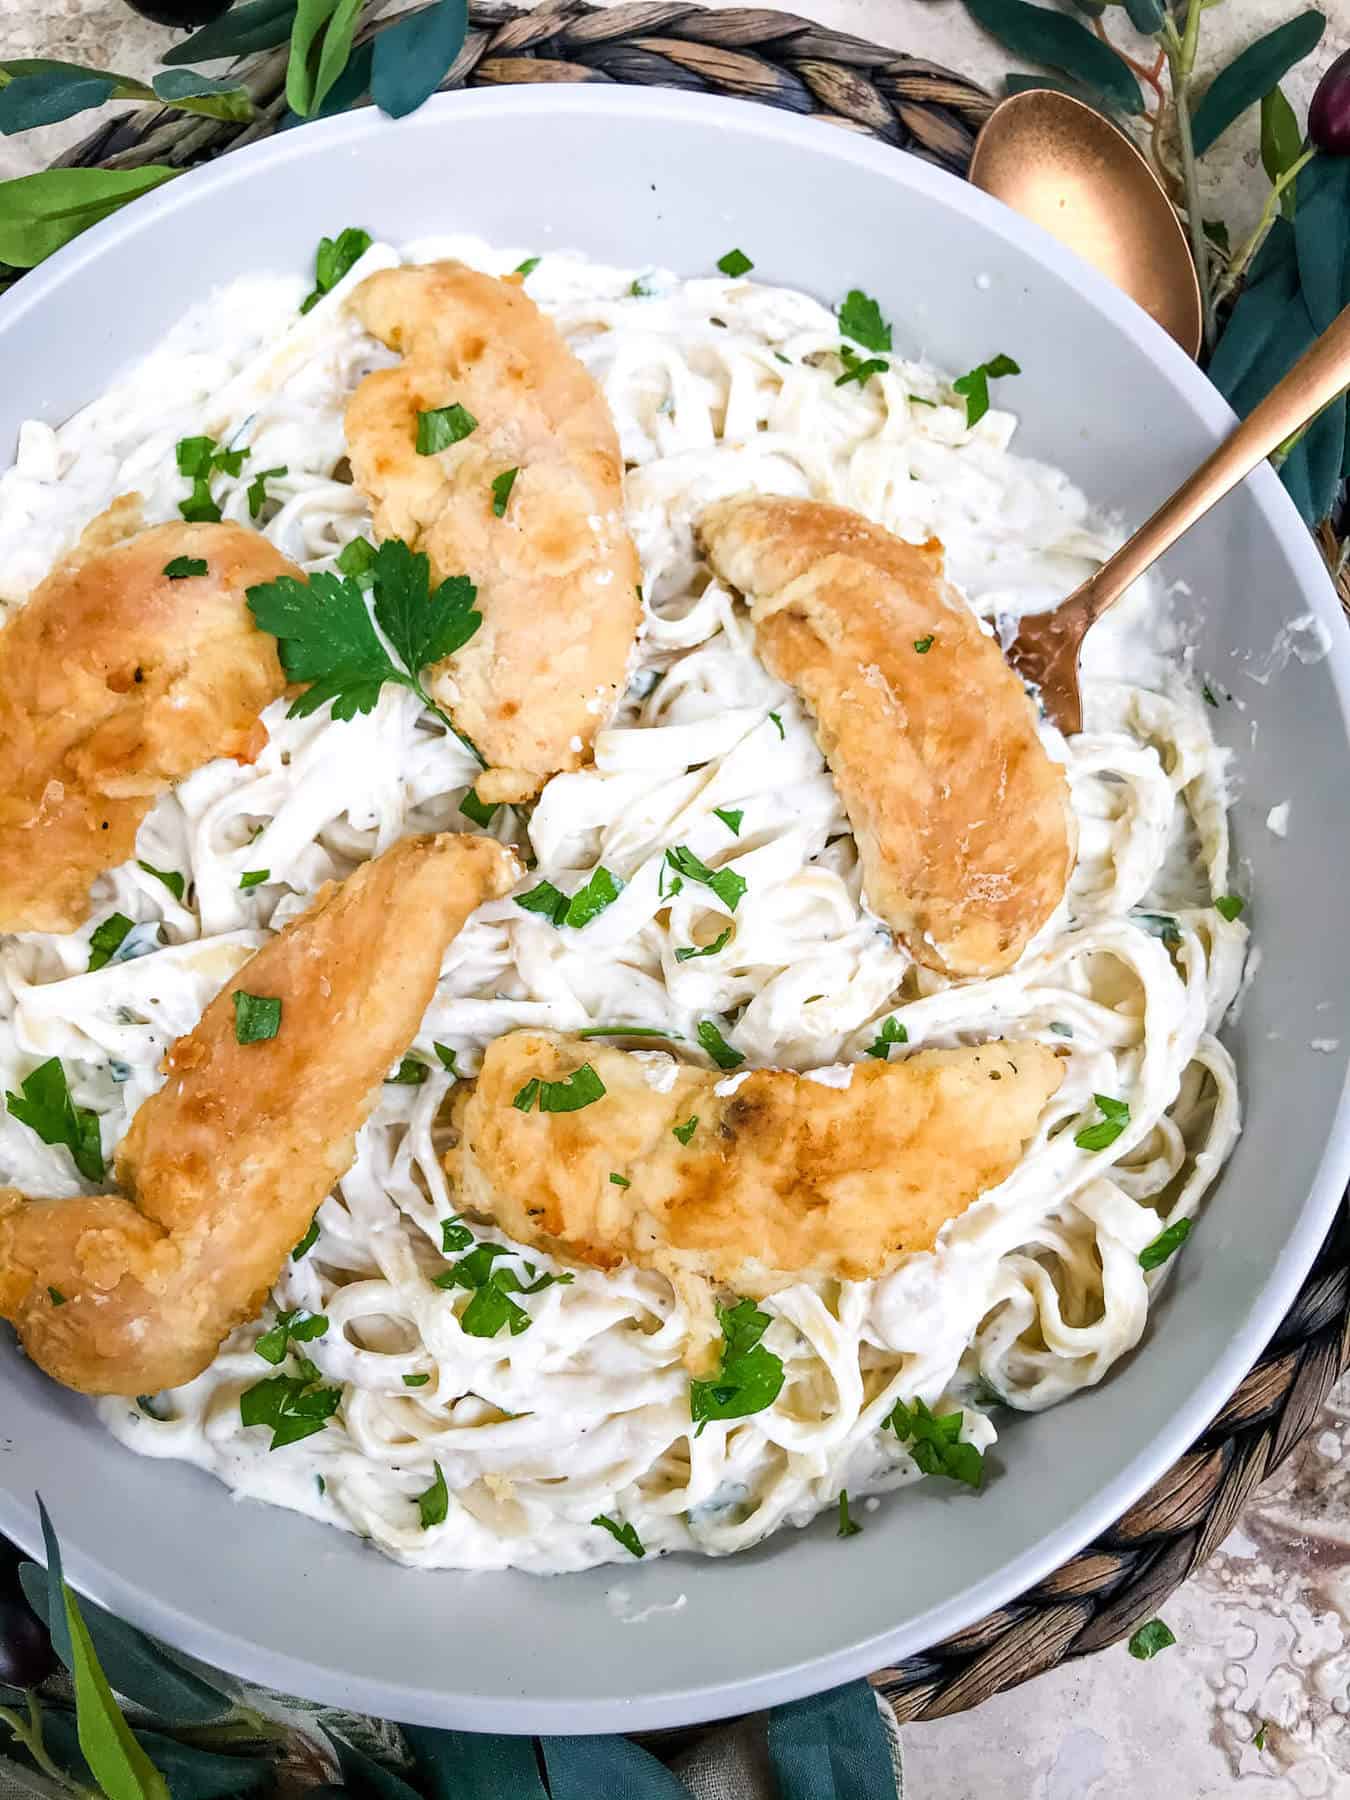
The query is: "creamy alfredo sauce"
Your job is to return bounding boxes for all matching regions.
[0,237,1245,1572]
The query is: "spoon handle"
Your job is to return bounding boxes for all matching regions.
[1077,300,1350,619]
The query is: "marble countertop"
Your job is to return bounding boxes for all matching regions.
[4,2,1350,1793]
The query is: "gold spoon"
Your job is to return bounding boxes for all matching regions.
[970,89,1202,358]
[1006,302,1350,735]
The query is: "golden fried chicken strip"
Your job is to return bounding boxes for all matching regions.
[699,497,1074,976]
[0,502,296,933]
[0,833,518,1396]
[345,262,642,804]
[447,1030,1062,1358]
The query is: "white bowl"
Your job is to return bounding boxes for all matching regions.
[1,87,1348,1734]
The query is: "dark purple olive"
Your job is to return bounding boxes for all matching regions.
[1310,48,1350,154]
[119,0,232,26]
[0,1585,55,1691]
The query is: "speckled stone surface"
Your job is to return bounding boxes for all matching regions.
[3,2,1350,1794]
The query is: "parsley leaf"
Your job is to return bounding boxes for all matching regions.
[434,1241,570,1339]
[1139,1217,1192,1271]
[913,635,934,655]
[837,1490,862,1537]
[6,1058,104,1182]
[1215,894,1245,922]
[48,1287,66,1307]
[416,1463,449,1529]
[514,256,540,277]
[516,880,570,925]
[713,807,743,835]
[717,248,753,277]
[441,1214,474,1253]
[163,556,207,580]
[837,288,892,353]
[239,869,269,889]
[434,1043,459,1076]
[404,1372,431,1387]
[1075,1093,1130,1153]
[609,1172,631,1187]
[1202,682,1219,707]
[292,1215,320,1260]
[952,353,1020,428]
[665,845,746,913]
[884,1397,983,1488]
[386,1056,428,1085]
[593,1514,645,1557]
[336,536,376,578]
[836,345,889,388]
[247,465,287,520]
[491,467,519,517]
[513,1078,540,1112]
[1134,911,1182,947]
[690,1299,785,1429]
[175,435,217,478]
[174,433,248,523]
[563,868,624,928]
[675,926,731,963]
[1127,1618,1176,1660]
[768,710,784,739]
[255,1307,328,1366]
[300,226,372,313]
[672,1116,698,1146]
[545,1065,606,1112]
[697,1019,744,1070]
[88,912,133,972]
[232,990,281,1045]
[865,1016,907,1059]
[239,1371,342,1450]
[137,861,185,902]
[416,404,478,455]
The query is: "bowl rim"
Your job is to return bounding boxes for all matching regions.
[2,81,1349,1734]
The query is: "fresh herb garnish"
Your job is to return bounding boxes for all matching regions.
[836,344,889,388]
[300,226,372,314]
[768,710,784,739]
[577,1025,680,1040]
[163,555,207,580]
[254,1307,328,1366]
[562,867,625,929]
[516,880,570,925]
[511,1065,607,1113]
[1127,1618,1176,1660]
[491,467,519,517]
[6,1058,104,1182]
[174,433,248,523]
[1135,911,1182,947]
[513,1077,540,1112]
[386,1056,429,1085]
[441,1214,474,1253]
[246,536,481,729]
[1202,682,1219,707]
[404,1373,431,1387]
[884,1396,983,1488]
[1139,1218,1193,1271]
[717,247,753,277]
[138,860,185,902]
[952,353,1020,428]
[1049,1021,1074,1038]
[689,1299,785,1430]
[1215,894,1245,921]
[292,1214,320,1260]
[239,1370,342,1450]
[836,1491,862,1538]
[913,635,935,655]
[665,846,746,913]
[87,912,133,972]
[865,1016,907,1059]
[672,1116,699,1146]
[1253,1723,1267,1751]
[336,536,376,578]
[416,1463,449,1528]
[1075,1093,1130,1153]
[514,256,540,277]
[434,1043,459,1076]
[435,1241,573,1338]
[593,1514,645,1557]
[713,807,743,835]
[47,1287,66,1307]
[697,1019,744,1070]
[609,1172,631,1187]
[416,403,478,455]
[232,990,281,1045]
[247,465,287,520]
[676,927,732,963]
[239,868,269,889]
[837,288,892,354]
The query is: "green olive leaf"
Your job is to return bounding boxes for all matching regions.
[1191,11,1327,156]
[0,164,178,268]
[151,70,255,123]
[0,63,124,134]
[287,0,364,119]
[962,0,1143,114]
[372,0,467,119]
[1260,86,1303,220]
[162,0,299,65]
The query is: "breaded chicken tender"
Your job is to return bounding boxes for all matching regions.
[0,500,296,933]
[699,497,1074,976]
[344,261,642,803]
[0,833,518,1396]
[448,1030,1062,1360]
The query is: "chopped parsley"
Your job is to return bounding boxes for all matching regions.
[403,1373,431,1387]
[672,1116,699,1146]
[1202,682,1219,707]
[246,536,481,731]
[562,867,625,929]
[513,1078,540,1112]
[513,256,540,277]
[247,466,287,520]
[416,403,478,455]
[434,1043,459,1076]
[254,1307,328,1366]
[1139,1217,1192,1271]
[239,869,269,889]
[300,226,372,313]
[1252,1723,1267,1751]
[516,880,570,925]
[1074,1093,1130,1153]
[1049,1021,1074,1038]
[336,536,375,578]
[441,1214,474,1253]
[713,807,743,835]
[884,1396,983,1488]
[175,433,248,523]
[87,912,133,972]
[768,711,784,739]
[232,990,282,1045]
[908,393,937,408]
[239,1370,342,1450]
[593,1513,645,1557]
[1135,911,1182,947]
[435,1240,573,1338]
[865,1016,907,1059]
[675,927,731,963]
[6,1058,104,1182]
[386,1056,429,1085]
[837,288,892,354]
[664,846,746,913]
[836,1490,862,1537]
[1215,894,1245,922]
[163,556,207,580]
[1127,1618,1176,1660]
[47,1287,66,1307]
[717,247,753,277]
[577,1025,680,1040]
[689,1299,785,1430]
[491,467,519,517]
[952,353,1020,428]
[292,1214,320,1260]
[138,861,185,902]
[416,1463,449,1529]
[913,635,934,655]
[697,1019,744,1070]
[609,1172,631,1187]
[514,1064,607,1114]
[836,345,888,388]
[629,277,650,298]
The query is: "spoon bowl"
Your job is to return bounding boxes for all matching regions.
[970,88,1202,359]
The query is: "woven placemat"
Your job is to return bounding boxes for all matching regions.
[26,0,1350,1722]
